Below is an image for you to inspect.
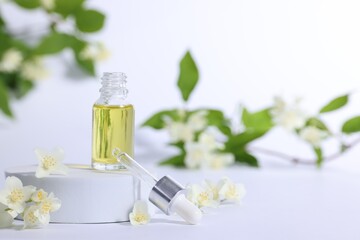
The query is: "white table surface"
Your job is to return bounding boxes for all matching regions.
[1,164,360,240]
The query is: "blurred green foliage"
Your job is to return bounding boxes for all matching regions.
[0,0,106,117]
[143,51,360,168]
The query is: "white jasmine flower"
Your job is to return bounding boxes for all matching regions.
[0,48,23,72]
[129,200,150,225]
[80,42,110,61]
[79,45,96,60]
[299,126,327,146]
[187,111,208,131]
[218,177,246,203]
[23,205,41,229]
[271,97,306,131]
[271,96,286,117]
[203,180,221,201]
[40,0,55,10]
[184,142,210,169]
[198,131,218,151]
[208,153,234,169]
[21,58,48,80]
[204,126,228,142]
[31,189,48,203]
[0,203,14,228]
[186,184,219,209]
[0,176,35,214]
[34,192,61,225]
[34,147,69,178]
[177,108,186,120]
[166,121,194,143]
[276,109,306,130]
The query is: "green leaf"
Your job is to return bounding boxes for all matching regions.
[13,0,40,9]
[34,32,68,55]
[203,109,231,135]
[0,15,5,27]
[11,39,30,53]
[67,36,96,75]
[225,130,267,151]
[234,151,259,167]
[75,9,105,33]
[15,79,34,99]
[75,55,95,76]
[177,51,199,102]
[54,0,84,18]
[242,108,273,132]
[306,117,329,132]
[159,154,186,167]
[314,147,323,168]
[342,116,360,134]
[142,109,179,129]
[0,32,12,54]
[0,79,13,117]
[169,141,185,151]
[319,94,348,113]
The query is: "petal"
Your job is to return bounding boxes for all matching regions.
[236,184,247,199]
[10,202,25,214]
[37,213,50,225]
[0,190,9,206]
[0,211,13,228]
[24,206,40,229]
[129,213,140,225]
[5,176,23,190]
[43,193,61,212]
[141,214,150,224]
[133,200,148,214]
[34,148,47,162]
[51,201,61,212]
[23,185,36,201]
[36,167,49,178]
[52,147,64,162]
[53,163,68,175]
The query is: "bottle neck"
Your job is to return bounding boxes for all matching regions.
[99,72,128,104]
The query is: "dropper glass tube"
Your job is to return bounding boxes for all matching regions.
[112,148,202,225]
[113,148,157,187]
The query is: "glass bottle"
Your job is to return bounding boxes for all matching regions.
[92,72,135,170]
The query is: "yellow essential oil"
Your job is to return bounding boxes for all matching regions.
[91,72,134,171]
[92,104,134,170]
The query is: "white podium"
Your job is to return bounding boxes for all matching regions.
[5,165,137,223]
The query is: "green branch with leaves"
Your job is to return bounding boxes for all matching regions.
[142,50,360,169]
[0,0,107,118]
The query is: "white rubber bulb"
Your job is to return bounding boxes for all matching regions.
[171,194,202,225]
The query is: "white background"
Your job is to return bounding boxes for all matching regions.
[0,0,360,173]
[0,0,360,172]
[1,1,360,239]
[2,0,360,172]
[0,0,360,171]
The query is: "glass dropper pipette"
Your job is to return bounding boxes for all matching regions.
[112,148,202,225]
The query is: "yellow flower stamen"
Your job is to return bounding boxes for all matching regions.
[40,201,52,214]
[42,156,56,170]
[9,189,24,203]
[26,210,37,225]
[133,214,147,223]
[37,191,43,200]
[226,185,237,199]
[198,192,210,205]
